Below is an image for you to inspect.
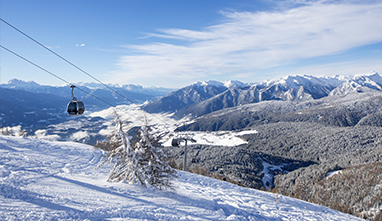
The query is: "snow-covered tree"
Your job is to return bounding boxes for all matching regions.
[97,110,176,189]
[134,116,176,189]
[97,110,141,184]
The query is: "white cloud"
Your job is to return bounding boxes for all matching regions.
[113,1,382,86]
[45,45,61,49]
[76,44,85,47]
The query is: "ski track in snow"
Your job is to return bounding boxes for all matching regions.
[0,135,362,220]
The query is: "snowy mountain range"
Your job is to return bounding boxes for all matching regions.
[2,72,382,133]
[1,78,173,107]
[0,79,174,128]
[144,72,382,119]
[2,72,381,127]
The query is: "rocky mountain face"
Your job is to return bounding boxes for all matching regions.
[143,81,240,114]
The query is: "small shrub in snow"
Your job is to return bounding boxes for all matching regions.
[191,165,210,176]
[1,127,14,136]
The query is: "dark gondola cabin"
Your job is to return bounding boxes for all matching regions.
[67,85,85,116]
[67,100,85,115]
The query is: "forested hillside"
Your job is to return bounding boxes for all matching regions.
[290,162,382,220]
[164,89,382,220]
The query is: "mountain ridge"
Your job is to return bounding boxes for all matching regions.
[1,79,174,105]
[0,79,174,128]
[143,72,382,119]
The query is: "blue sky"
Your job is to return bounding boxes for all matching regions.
[1,0,382,88]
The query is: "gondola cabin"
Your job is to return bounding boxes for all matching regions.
[67,85,85,116]
[67,100,85,115]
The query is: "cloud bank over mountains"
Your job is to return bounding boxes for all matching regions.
[114,1,382,87]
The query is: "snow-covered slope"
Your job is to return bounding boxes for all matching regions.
[143,80,230,114]
[0,135,361,220]
[329,72,382,95]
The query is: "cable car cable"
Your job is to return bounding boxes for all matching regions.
[0,44,71,85]
[0,44,165,126]
[0,18,171,129]
[1,44,116,109]
[1,17,134,105]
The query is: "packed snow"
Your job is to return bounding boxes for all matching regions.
[0,135,362,220]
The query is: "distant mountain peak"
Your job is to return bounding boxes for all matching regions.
[353,72,382,83]
[222,80,245,88]
[191,80,245,89]
[354,71,379,78]
[7,79,40,87]
[192,80,225,87]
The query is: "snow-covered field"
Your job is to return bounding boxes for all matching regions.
[90,104,259,147]
[0,135,362,220]
[161,130,258,147]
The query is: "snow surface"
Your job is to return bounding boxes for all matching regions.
[162,130,258,147]
[89,104,179,129]
[0,135,362,220]
[325,170,343,179]
[258,156,289,191]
